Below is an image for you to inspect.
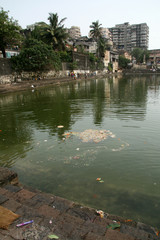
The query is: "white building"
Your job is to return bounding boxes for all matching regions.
[68,26,81,39]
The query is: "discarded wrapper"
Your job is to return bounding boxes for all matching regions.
[96,178,101,181]
[57,125,64,128]
[96,210,104,218]
[16,220,33,227]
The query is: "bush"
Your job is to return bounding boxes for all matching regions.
[119,56,130,69]
[11,39,61,72]
[59,51,72,62]
[108,62,113,72]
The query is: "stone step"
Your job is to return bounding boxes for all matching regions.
[0,167,159,240]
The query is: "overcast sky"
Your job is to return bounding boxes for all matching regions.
[0,0,159,50]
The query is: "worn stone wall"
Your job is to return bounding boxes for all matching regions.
[0,56,99,84]
[0,59,12,76]
[0,59,13,84]
[72,52,90,70]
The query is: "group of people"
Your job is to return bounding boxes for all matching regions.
[69,71,88,80]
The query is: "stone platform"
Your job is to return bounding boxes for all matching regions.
[0,167,159,240]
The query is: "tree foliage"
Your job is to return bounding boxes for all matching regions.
[58,51,72,62]
[97,36,108,58]
[41,13,68,51]
[0,8,22,58]
[131,48,149,64]
[119,55,131,69]
[11,39,61,72]
[89,21,102,41]
[89,20,108,59]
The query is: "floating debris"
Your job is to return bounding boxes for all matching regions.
[57,125,64,128]
[99,180,104,183]
[63,129,114,143]
[96,178,104,183]
[96,178,101,181]
[73,156,80,160]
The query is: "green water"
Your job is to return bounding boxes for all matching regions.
[0,74,160,227]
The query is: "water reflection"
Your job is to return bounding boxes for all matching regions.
[0,75,158,166]
[0,74,159,166]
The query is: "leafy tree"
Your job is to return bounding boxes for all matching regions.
[131,48,149,64]
[97,36,107,58]
[59,51,72,62]
[0,8,22,58]
[108,63,113,72]
[11,38,61,72]
[30,22,48,41]
[89,53,98,70]
[97,58,104,70]
[119,55,131,69]
[42,13,68,51]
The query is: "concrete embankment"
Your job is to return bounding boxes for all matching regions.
[0,167,159,240]
[0,72,112,94]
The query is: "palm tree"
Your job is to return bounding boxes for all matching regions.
[90,21,103,57]
[42,13,68,51]
[89,20,102,42]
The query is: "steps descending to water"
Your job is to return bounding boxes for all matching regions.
[0,167,159,240]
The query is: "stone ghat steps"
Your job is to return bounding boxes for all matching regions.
[0,167,160,240]
[0,184,160,240]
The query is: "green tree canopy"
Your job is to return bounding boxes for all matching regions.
[131,48,149,64]
[97,36,109,58]
[0,8,22,58]
[41,13,68,51]
[11,38,61,72]
[119,55,131,69]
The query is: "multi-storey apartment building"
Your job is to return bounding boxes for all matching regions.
[67,26,81,39]
[109,22,149,52]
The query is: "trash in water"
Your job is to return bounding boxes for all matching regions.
[96,178,104,183]
[110,134,116,138]
[48,234,59,239]
[63,129,129,152]
[73,156,80,159]
[99,180,104,183]
[96,210,104,218]
[57,125,64,128]
[76,148,80,151]
[49,219,52,224]
[63,129,110,143]
[96,178,101,181]
[106,223,121,230]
